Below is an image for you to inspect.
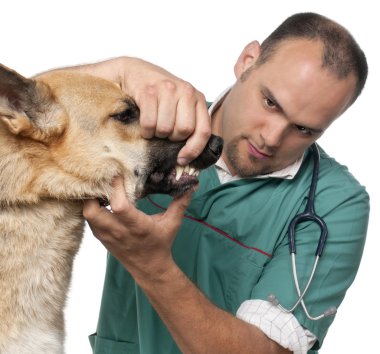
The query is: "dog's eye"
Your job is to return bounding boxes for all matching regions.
[110,104,140,124]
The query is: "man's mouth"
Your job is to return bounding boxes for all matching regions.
[247,141,271,160]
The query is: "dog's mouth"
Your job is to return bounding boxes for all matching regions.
[142,164,201,198]
[150,164,201,186]
[139,134,223,198]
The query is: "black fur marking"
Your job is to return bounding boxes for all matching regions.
[0,65,37,112]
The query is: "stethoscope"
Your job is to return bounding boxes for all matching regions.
[268,143,337,320]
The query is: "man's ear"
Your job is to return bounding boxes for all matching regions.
[0,64,64,142]
[234,41,261,79]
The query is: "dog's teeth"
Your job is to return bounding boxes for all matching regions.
[175,165,199,180]
[175,166,185,181]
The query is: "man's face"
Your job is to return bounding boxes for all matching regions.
[212,39,356,177]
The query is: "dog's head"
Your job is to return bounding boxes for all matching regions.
[0,64,223,204]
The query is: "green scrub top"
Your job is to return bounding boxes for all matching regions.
[89,146,369,354]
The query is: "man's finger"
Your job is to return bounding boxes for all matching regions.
[82,199,116,238]
[163,190,193,229]
[177,100,211,165]
[155,81,178,138]
[137,87,158,139]
[83,198,105,220]
[169,95,196,142]
[109,176,137,215]
[108,176,153,232]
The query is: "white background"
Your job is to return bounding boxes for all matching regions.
[2,1,378,353]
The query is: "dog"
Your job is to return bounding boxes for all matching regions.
[0,64,223,354]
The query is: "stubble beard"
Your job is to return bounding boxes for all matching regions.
[225,137,273,177]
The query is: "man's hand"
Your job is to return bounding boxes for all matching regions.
[83,176,193,280]
[83,177,290,354]
[72,56,211,166]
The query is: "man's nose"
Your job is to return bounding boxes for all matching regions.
[260,117,289,148]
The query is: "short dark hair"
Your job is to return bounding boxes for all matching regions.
[256,12,368,104]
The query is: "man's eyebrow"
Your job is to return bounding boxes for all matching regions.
[262,87,288,116]
[263,87,324,134]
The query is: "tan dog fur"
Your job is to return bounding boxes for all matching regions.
[0,68,152,354]
[0,65,222,353]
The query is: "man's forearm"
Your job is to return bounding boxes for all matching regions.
[134,260,291,354]
[59,56,135,87]
[65,56,180,93]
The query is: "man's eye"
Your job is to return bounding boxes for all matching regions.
[296,125,312,135]
[264,97,276,108]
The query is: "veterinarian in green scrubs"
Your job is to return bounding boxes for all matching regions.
[84,12,369,354]
[89,144,368,353]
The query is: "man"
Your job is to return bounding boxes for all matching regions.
[80,12,369,353]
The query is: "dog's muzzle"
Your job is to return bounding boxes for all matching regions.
[141,134,223,198]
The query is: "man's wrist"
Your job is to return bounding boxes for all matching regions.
[129,255,179,289]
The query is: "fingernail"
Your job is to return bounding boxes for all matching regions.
[177,157,189,166]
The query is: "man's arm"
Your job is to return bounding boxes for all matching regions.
[83,177,291,354]
[65,56,211,166]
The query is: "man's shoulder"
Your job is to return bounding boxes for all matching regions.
[318,147,369,199]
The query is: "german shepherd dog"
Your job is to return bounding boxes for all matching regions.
[0,65,223,353]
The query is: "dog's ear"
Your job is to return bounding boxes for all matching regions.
[0,64,65,142]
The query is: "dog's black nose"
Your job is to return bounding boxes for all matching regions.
[190,134,223,169]
[207,135,224,159]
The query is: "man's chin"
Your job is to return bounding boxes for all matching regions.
[227,156,271,178]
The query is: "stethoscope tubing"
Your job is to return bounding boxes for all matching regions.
[270,143,336,321]
[288,143,328,257]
